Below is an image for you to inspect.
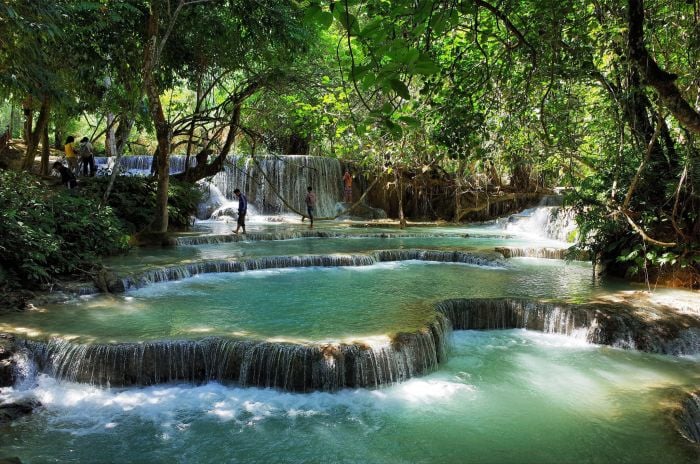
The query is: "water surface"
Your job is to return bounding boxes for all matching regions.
[2,260,611,343]
[2,330,698,463]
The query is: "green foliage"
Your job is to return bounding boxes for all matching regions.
[78,176,202,232]
[0,170,129,287]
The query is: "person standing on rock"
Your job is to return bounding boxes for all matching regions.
[343,170,353,203]
[233,188,247,235]
[305,186,316,229]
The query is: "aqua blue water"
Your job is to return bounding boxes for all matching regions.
[0,259,613,343]
[103,233,565,273]
[2,220,698,463]
[2,330,698,463]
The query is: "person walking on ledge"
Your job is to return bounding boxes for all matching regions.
[233,188,247,235]
[305,186,316,229]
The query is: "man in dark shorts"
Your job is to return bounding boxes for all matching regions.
[233,188,247,234]
[305,186,316,229]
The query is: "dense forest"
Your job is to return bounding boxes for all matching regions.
[1,0,699,289]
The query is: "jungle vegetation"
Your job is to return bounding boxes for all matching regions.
[0,0,699,287]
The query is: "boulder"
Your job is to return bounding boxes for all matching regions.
[0,334,16,387]
[0,399,40,424]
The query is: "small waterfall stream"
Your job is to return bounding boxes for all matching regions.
[503,195,577,242]
[116,250,504,291]
[436,298,700,354]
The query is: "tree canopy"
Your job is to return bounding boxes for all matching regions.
[1,0,698,282]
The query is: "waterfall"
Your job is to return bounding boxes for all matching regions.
[94,155,196,176]
[14,297,700,392]
[373,249,502,267]
[95,154,344,218]
[494,246,590,261]
[435,298,592,336]
[196,183,231,220]
[435,298,700,354]
[21,315,451,391]
[116,250,504,291]
[210,155,343,218]
[504,205,578,242]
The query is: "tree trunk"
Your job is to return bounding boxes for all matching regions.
[40,123,50,176]
[143,2,171,233]
[105,112,117,158]
[22,96,33,146]
[173,75,269,184]
[454,159,464,222]
[8,104,14,138]
[395,168,406,229]
[174,104,241,183]
[103,117,134,204]
[54,125,64,150]
[21,96,51,172]
[184,77,203,177]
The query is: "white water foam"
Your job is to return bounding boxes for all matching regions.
[0,371,473,433]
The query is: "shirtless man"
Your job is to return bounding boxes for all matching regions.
[343,170,352,203]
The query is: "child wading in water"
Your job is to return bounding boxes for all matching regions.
[305,186,316,229]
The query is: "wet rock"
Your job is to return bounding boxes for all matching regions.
[673,391,700,444]
[0,334,16,387]
[0,457,22,464]
[336,202,387,220]
[132,231,178,247]
[0,399,40,424]
[0,288,32,314]
[95,268,125,293]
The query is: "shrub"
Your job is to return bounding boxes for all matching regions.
[0,170,129,288]
[78,176,202,232]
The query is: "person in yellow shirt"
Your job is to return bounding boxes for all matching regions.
[64,136,78,174]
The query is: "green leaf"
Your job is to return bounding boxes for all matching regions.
[333,7,359,35]
[318,11,334,30]
[408,58,440,76]
[303,5,322,23]
[389,79,411,99]
[398,116,420,127]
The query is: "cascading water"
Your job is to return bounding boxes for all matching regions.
[210,155,343,218]
[436,298,700,354]
[94,155,197,176]
[116,250,504,291]
[503,195,577,242]
[21,315,451,391]
[96,154,345,220]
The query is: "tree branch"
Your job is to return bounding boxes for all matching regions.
[628,0,700,133]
